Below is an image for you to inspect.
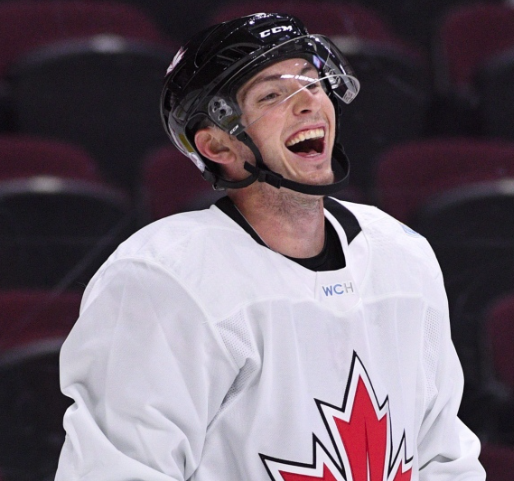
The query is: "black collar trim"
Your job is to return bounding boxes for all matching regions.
[323,197,362,244]
[215,196,362,246]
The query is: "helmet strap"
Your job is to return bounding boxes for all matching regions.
[202,131,350,196]
[203,169,257,191]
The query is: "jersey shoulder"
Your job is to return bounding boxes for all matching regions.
[333,199,442,276]
[99,205,248,275]
[334,199,423,240]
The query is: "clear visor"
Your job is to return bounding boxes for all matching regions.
[232,70,360,134]
[203,35,360,136]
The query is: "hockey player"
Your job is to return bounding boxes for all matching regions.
[55,12,486,480]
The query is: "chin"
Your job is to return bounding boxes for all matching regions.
[304,170,334,186]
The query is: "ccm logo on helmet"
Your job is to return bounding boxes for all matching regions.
[259,25,293,38]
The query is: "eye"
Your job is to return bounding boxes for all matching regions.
[259,91,280,103]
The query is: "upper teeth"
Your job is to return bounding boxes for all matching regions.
[286,128,324,147]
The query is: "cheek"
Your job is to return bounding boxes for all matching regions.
[233,138,255,163]
[247,114,284,148]
[325,101,337,142]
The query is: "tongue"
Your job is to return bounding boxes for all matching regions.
[296,148,318,157]
[289,138,324,157]
[289,138,318,154]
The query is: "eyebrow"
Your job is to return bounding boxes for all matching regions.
[238,64,318,104]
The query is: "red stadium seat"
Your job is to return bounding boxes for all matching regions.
[7,37,175,195]
[480,442,514,480]
[0,0,173,79]
[431,3,514,137]
[101,0,214,43]
[0,289,81,362]
[484,294,514,444]
[0,133,104,183]
[0,289,81,480]
[436,4,514,94]
[353,0,505,53]
[0,179,136,290]
[486,293,514,392]
[375,137,514,224]
[0,135,136,289]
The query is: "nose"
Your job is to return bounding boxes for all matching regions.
[290,84,320,116]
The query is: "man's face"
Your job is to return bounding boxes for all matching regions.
[236,58,337,187]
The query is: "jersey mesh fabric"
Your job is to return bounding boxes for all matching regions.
[424,306,443,407]
[216,312,258,415]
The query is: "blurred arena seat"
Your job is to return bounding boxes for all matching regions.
[0,134,103,183]
[484,292,514,444]
[0,179,136,290]
[0,289,81,371]
[479,442,514,480]
[0,289,81,481]
[435,3,514,97]
[0,134,136,290]
[486,293,514,392]
[474,45,514,143]
[7,35,175,195]
[375,137,514,223]
[355,0,503,53]
[432,3,514,136]
[0,0,173,80]
[97,0,215,43]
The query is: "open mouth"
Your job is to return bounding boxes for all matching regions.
[285,128,325,155]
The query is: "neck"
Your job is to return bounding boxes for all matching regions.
[229,185,326,258]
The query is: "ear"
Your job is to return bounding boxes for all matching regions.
[194,127,238,166]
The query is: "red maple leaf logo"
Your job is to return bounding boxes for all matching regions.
[260,352,413,481]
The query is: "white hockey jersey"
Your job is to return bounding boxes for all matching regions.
[55,198,486,481]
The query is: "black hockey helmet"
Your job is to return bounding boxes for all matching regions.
[160,12,360,195]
